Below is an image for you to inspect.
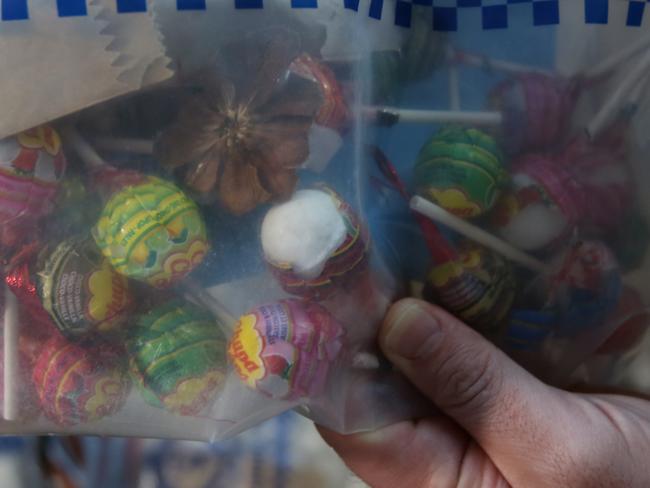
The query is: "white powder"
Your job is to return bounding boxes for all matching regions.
[261,189,347,280]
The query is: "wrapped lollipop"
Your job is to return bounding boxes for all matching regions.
[501,241,622,376]
[0,126,66,251]
[262,187,369,301]
[289,53,350,172]
[488,73,578,155]
[228,299,343,400]
[492,134,633,252]
[5,237,133,342]
[32,337,129,426]
[127,299,228,416]
[413,126,508,219]
[93,174,209,288]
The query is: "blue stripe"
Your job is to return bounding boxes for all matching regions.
[117,0,147,13]
[177,0,206,9]
[56,0,87,17]
[1,0,28,20]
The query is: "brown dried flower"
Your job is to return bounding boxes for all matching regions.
[155,34,323,215]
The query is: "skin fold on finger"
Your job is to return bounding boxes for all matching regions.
[317,417,509,488]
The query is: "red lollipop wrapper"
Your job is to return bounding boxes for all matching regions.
[32,337,129,426]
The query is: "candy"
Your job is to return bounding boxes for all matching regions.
[228,299,343,400]
[36,237,132,340]
[491,155,580,251]
[262,187,369,300]
[290,54,349,133]
[552,241,622,337]
[424,243,516,334]
[32,337,129,426]
[489,73,576,154]
[414,126,508,219]
[127,300,227,416]
[493,137,633,252]
[289,54,349,173]
[93,176,209,288]
[0,126,66,248]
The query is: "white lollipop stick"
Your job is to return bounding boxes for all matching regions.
[366,106,503,126]
[3,284,19,421]
[447,46,461,111]
[91,137,155,155]
[587,48,650,139]
[61,126,107,169]
[410,196,550,275]
[450,47,554,76]
[581,34,650,81]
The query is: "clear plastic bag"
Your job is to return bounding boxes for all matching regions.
[0,0,648,441]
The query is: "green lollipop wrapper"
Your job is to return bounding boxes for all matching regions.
[128,299,228,416]
[93,175,209,288]
[414,126,508,219]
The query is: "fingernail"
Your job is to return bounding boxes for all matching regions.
[383,301,441,360]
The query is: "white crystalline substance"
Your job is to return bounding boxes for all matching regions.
[262,189,347,280]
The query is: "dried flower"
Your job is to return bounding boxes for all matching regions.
[155,34,323,215]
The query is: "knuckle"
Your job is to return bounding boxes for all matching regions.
[433,345,503,417]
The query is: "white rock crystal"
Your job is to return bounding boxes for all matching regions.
[262,189,347,280]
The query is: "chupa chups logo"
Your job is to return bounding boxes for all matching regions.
[1,0,648,28]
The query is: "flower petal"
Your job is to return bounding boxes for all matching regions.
[185,149,222,194]
[254,74,322,120]
[257,168,298,199]
[217,156,270,215]
[248,120,312,170]
[155,97,222,168]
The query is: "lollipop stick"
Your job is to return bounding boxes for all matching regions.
[3,284,19,421]
[61,126,107,169]
[410,196,550,275]
[587,49,650,139]
[447,47,461,111]
[581,34,650,81]
[450,47,554,76]
[366,106,503,127]
[90,137,155,156]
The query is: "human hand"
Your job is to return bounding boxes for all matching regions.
[319,299,650,487]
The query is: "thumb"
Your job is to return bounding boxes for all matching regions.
[380,299,571,463]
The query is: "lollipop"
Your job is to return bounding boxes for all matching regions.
[32,337,129,426]
[491,154,582,252]
[93,175,209,288]
[492,136,633,252]
[127,299,227,416]
[413,126,508,219]
[228,299,343,400]
[489,73,577,155]
[289,53,350,172]
[0,126,66,249]
[36,237,133,340]
[503,240,622,355]
[424,244,516,334]
[261,187,369,301]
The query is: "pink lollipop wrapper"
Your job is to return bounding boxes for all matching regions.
[490,73,577,155]
[229,299,344,401]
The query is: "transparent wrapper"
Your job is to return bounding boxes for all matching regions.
[0,0,648,441]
